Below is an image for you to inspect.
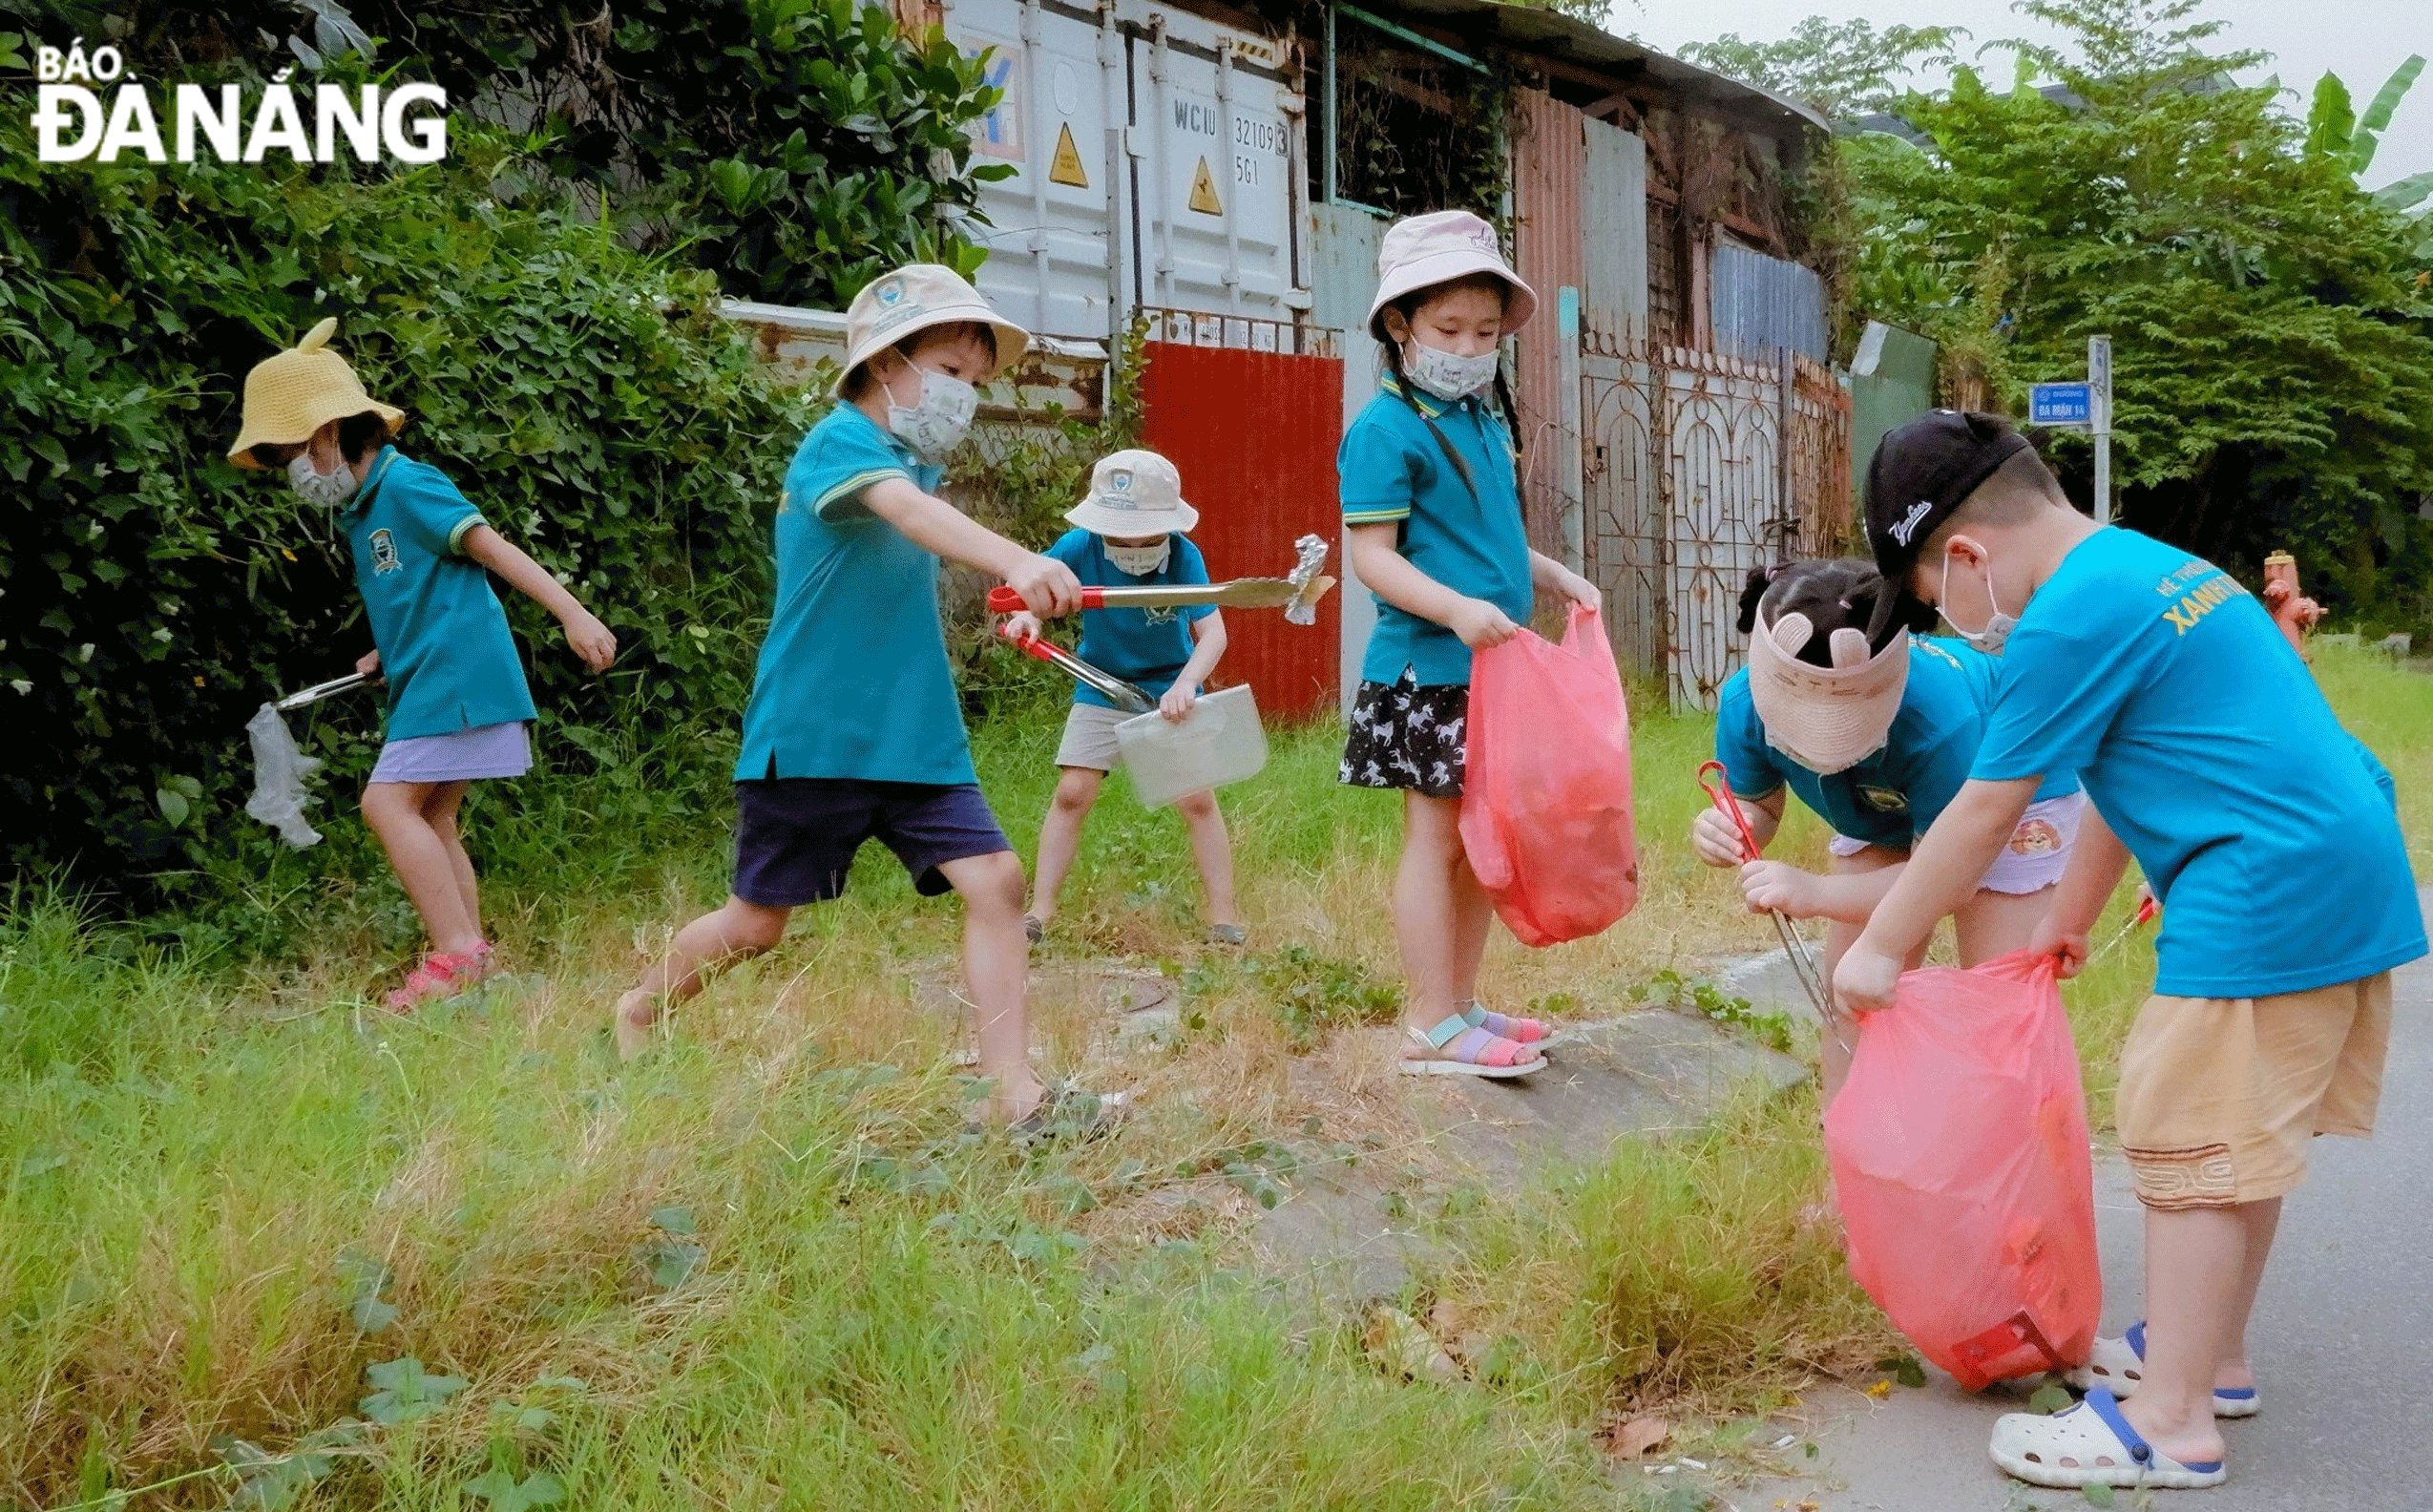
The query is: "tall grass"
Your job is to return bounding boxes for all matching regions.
[5,643,2420,1505]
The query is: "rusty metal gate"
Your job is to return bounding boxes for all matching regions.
[1582,309,1852,709]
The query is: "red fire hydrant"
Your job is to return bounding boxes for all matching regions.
[2260,551,2323,656]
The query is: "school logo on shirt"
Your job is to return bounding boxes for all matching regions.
[1857,784,1909,813]
[368,528,402,576]
[1143,604,1177,624]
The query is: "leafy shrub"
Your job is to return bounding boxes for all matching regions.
[0,112,809,892]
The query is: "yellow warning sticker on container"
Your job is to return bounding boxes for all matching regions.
[1048,122,1088,187]
[1187,157,1223,216]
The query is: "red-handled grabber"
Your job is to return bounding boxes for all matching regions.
[987,535,1336,624]
[1698,760,1850,1052]
[996,624,1156,714]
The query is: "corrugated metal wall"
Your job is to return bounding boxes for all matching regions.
[1709,242,1829,363]
[1139,339,1346,718]
[1581,116,1648,325]
[1848,319,1939,506]
[1311,201,1390,716]
[1511,87,1586,556]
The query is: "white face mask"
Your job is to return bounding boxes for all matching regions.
[1940,549,2019,655]
[286,452,359,508]
[1405,340,1500,401]
[1105,539,1171,577]
[883,365,978,462]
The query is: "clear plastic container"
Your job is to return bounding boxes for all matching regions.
[1115,684,1269,808]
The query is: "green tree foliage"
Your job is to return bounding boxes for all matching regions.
[2307,55,2433,264]
[1842,0,2433,621]
[0,109,809,889]
[1678,18,1968,120]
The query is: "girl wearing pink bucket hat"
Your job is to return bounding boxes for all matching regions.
[1337,210,1603,1078]
[1695,558,2086,1096]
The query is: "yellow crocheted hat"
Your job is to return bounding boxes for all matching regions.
[226,317,405,468]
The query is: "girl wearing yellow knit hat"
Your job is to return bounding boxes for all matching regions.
[231,318,619,1011]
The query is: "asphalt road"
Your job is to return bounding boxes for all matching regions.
[1751,888,2433,1512]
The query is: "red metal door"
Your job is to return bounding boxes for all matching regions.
[1138,339,1345,718]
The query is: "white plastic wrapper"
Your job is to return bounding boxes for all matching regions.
[244,702,327,848]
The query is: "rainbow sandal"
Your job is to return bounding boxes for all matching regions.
[1460,999,1563,1047]
[1399,1015,1545,1078]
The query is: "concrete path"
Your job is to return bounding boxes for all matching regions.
[1751,890,2433,1511]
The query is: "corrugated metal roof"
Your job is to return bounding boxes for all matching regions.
[1352,0,1831,134]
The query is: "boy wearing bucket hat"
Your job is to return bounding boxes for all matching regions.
[1694,557,2085,1096]
[229,318,619,1012]
[1835,411,2422,1492]
[614,265,1119,1137]
[1337,210,1604,1078]
[1002,449,1242,947]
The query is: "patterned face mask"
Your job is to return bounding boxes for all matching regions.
[1406,341,1500,401]
[883,365,978,462]
[286,453,359,507]
[1105,539,1171,577]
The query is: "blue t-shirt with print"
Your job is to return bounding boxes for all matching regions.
[1339,375,1532,688]
[734,405,975,787]
[1715,636,2078,850]
[1042,528,1214,708]
[340,448,536,741]
[1970,527,2423,998]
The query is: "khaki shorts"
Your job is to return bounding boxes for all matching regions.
[2116,972,2392,1209]
[1054,702,1133,772]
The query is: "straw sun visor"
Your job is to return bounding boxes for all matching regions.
[1746,611,1910,775]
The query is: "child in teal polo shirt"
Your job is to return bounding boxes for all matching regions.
[1838,411,2425,1492]
[613,265,1120,1137]
[229,318,619,1011]
[1338,211,1604,1079]
[1002,449,1241,947]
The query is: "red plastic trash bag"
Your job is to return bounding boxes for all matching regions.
[1458,603,1639,947]
[1824,950,2101,1390]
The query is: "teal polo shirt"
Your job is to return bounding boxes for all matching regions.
[339,448,536,740]
[1338,375,1532,687]
[1041,528,1214,707]
[734,404,975,786]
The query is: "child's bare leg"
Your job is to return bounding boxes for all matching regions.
[2214,1197,2280,1391]
[1174,789,1239,928]
[1394,791,1464,1034]
[939,850,1048,1123]
[1029,766,1101,925]
[420,781,481,941]
[1953,883,2051,966]
[363,781,483,956]
[615,897,791,1060]
[2119,1205,2241,1469]
[1446,843,1494,1006]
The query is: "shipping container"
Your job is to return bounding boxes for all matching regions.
[943,0,1311,342]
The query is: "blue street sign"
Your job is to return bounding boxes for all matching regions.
[2029,381,2093,427]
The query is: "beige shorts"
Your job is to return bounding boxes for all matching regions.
[2116,972,2392,1209]
[1054,702,1133,772]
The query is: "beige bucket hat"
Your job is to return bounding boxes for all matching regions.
[1366,210,1538,341]
[835,264,1031,397]
[1746,608,1911,775]
[1066,449,1198,537]
[226,317,405,467]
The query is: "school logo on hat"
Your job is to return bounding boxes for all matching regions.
[875,278,906,307]
[1107,468,1135,496]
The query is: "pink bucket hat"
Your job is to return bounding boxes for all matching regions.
[1366,210,1538,341]
[1746,609,1911,775]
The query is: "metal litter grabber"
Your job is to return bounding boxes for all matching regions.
[1698,759,1851,1054]
[996,624,1156,714]
[245,671,373,849]
[988,534,1336,624]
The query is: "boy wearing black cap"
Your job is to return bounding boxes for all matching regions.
[1835,410,2423,1492]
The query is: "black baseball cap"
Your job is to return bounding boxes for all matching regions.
[1862,410,2034,640]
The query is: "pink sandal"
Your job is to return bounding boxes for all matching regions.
[1461,999,1558,1045]
[1400,1014,1545,1078]
[384,941,494,1014]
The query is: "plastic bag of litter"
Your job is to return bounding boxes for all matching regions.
[1825,950,2102,1390]
[245,703,327,848]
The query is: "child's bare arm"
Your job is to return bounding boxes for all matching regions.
[461,524,618,671]
[1160,611,1229,721]
[1347,522,1515,648]
[1690,788,1783,866]
[2031,806,2134,976]
[1528,549,1600,610]
[864,479,1080,617]
[1838,775,2042,1008]
[1740,857,1901,927]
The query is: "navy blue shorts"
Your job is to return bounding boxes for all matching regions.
[732,779,1011,908]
